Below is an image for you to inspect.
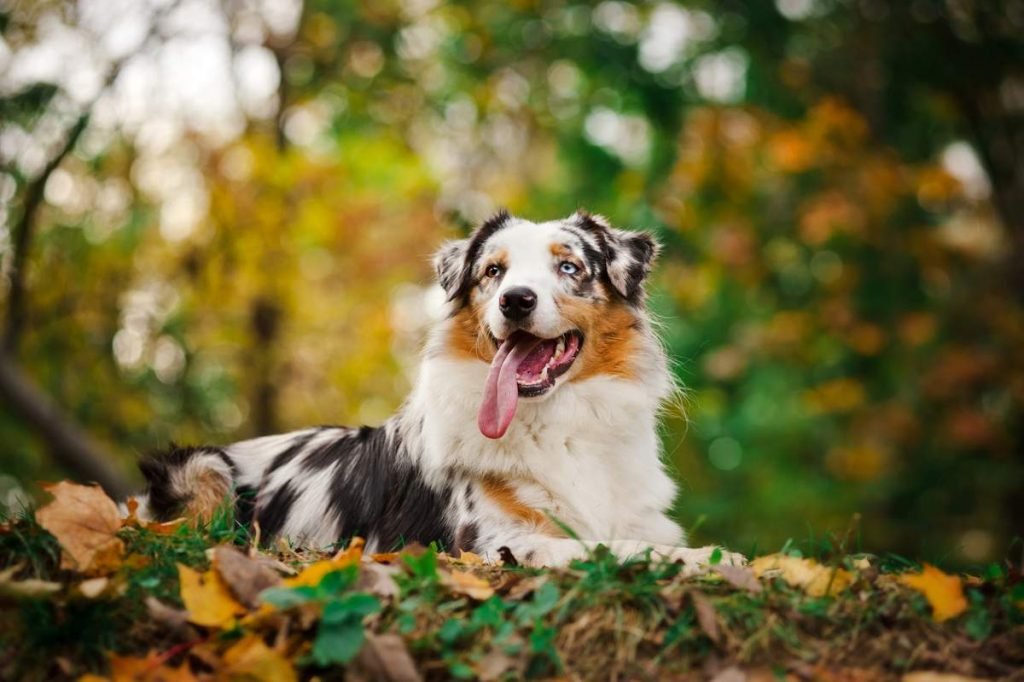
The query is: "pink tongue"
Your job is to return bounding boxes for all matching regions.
[478,334,542,439]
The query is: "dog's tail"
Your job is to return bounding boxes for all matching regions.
[136,445,235,522]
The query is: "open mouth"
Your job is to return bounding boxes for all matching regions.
[478,330,584,439]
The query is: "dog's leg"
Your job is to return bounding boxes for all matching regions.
[495,535,746,572]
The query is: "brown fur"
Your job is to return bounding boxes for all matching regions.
[556,294,642,382]
[447,304,493,362]
[480,475,562,535]
[185,468,231,522]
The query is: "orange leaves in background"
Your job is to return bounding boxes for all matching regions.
[35,482,124,574]
[900,564,968,622]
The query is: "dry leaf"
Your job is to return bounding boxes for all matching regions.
[899,564,967,622]
[355,633,422,682]
[446,570,494,600]
[109,652,196,682]
[691,591,720,643]
[713,564,763,593]
[902,673,986,682]
[330,536,365,565]
[146,518,187,536]
[212,545,281,608]
[750,554,852,597]
[475,648,517,681]
[221,634,296,682]
[78,577,109,599]
[454,551,485,566]
[145,596,189,631]
[357,562,401,599]
[0,564,61,599]
[283,559,350,589]
[177,563,246,628]
[36,481,124,573]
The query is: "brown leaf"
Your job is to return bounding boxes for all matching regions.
[177,563,246,628]
[750,554,852,597]
[109,652,196,682]
[691,591,720,643]
[78,577,109,599]
[145,596,189,631]
[212,545,281,608]
[35,481,124,573]
[355,633,422,682]
[902,673,986,682]
[474,648,517,681]
[713,564,763,593]
[221,634,297,682]
[357,561,401,599]
[899,564,967,622]
[446,569,495,600]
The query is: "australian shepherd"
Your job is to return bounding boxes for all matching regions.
[137,210,742,568]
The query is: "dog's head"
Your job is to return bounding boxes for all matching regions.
[434,210,659,439]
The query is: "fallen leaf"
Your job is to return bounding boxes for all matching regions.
[355,633,422,682]
[902,673,986,682]
[283,560,351,589]
[36,481,124,573]
[899,564,967,622]
[109,652,196,681]
[357,561,401,599]
[78,577,109,599]
[146,518,187,535]
[331,537,365,565]
[475,648,516,682]
[212,545,281,608]
[222,634,296,682]
[145,596,190,631]
[370,552,401,563]
[750,554,852,597]
[454,551,485,566]
[713,564,763,593]
[177,563,246,628]
[691,591,720,643]
[0,564,61,599]
[446,569,495,600]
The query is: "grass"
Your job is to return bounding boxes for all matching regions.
[1,504,1022,681]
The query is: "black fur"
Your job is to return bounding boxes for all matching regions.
[255,482,300,540]
[449,209,512,305]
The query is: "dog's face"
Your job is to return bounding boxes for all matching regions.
[435,211,659,439]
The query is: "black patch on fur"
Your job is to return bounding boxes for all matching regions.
[450,209,512,305]
[454,523,479,555]
[576,212,656,303]
[285,425,456,550]
[267,429,319,474]
[235,485,257,526]
[255,483,300,540]
[497,546,519,567]
[138,444,222,521]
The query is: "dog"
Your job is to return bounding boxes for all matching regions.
[136,210,742,569]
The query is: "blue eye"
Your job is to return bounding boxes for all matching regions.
[559,261,578,275]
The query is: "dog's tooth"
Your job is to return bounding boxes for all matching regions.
[541,366,549,381]
[556,338,565,356]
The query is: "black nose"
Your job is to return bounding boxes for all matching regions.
[499,286,537,321]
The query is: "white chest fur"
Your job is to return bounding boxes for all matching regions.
[408,354,682,545]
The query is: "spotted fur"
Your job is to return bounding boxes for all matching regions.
[135,211,742,568]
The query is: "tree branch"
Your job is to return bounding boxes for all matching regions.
[4,112,90,353]
[0,353,131,498]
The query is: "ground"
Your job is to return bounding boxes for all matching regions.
[0,482,1022,681]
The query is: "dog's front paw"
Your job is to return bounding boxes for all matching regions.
[662,545,747,575]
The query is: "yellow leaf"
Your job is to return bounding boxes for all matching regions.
[36,482,124,573]
[899,564,967,622]
[109,652,196,681]
[283,560,348,589]
[222,635,296,682]
[330,536,365,566]
[446,570,494,600]
[750,554,852,597]
[454,551,485,566]
[177,564,246,628]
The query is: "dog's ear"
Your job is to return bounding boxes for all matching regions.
[433,238,470,300]
[575,212,660,303]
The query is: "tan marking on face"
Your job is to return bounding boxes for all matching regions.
[480,475,563,536]
[556,292,642,382]
[447,302,494,363]
[478,247,508,279]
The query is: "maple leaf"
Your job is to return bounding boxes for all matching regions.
[35,481,124,573]
[177,563,246,628]
[899,564,967,622]
[750,554,852,597]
